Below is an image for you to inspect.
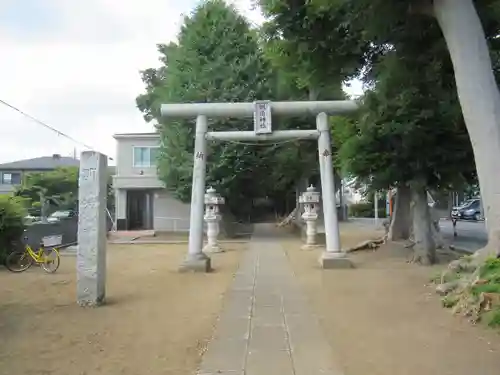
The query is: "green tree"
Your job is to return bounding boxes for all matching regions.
[15,167,79,218]
[259,0,500,260]
[343,98,471,262]
[334,18,480,262]
[260,0,371,98]
[136,0,315,218]
[0,195,26,263]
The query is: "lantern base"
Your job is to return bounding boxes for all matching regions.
[178,253,212,273]
[319,251,353,269]
[203,243,224,253]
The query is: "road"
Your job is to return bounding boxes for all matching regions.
[348,217,488,253]
[440,219,487,253]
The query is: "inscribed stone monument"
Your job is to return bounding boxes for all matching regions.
[77,151,108,306]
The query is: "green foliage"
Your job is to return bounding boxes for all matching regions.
[14,167,79,211]
[477,258,500,327]
[136,0,316,218]
[442,295,459,308]
[348,202,386,218]
[471,283,500,295]
[107,173,115,212]
[259,0,373,94]
[479,258,500,281]
[0,195,26,263]
[261,0,500,194]
[335,19,476,191]
[483,308,500,327]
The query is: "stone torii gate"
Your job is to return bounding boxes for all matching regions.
[160,100,358,272]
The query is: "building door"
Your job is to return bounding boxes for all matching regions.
[126,190,154,230]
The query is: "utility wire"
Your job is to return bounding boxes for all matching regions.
[0,98,108,156]
[0,99,310,158]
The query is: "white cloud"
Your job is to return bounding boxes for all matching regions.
[0,0,268,164]
[0,41,160,164]
[0,0,362,165]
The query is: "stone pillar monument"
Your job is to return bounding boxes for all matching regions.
[77,151,108,306]
[203,187,225,253]
[299,185,321,250]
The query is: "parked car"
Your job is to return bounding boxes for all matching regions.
[450,198,483,221]
[23,214,40,225]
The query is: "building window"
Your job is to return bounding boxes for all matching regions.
[1,172,21,185]
[133,147,160,168]
[2,173,12,184]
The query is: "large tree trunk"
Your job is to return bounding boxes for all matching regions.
[410,183,436,265]
[388,185,411,240]
[433,0,500,259]
[335,173,346,221]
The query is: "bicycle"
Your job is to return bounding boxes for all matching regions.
[5,236,60,273]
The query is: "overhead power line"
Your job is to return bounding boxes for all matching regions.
[0,98,110,158]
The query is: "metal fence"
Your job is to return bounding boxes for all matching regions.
[22,216,113,249]
[22,218,78,249]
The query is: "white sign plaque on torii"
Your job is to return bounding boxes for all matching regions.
[160,100,358,272]
[254,100,272,134]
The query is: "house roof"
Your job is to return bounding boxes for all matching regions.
[0,155,80,171]
[113,132,160,140]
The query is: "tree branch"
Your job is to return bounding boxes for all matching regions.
[408,0,434,16]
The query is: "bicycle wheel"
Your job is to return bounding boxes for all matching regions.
[41,248,60,273]
[5,251,34,273]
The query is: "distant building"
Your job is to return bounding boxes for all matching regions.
[112,132,190,232]
[0,154,79,194]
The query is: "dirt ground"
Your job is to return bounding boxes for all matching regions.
[0,243,244,375]
[285,226,500,375]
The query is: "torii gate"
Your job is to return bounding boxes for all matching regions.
[160,100,358,272]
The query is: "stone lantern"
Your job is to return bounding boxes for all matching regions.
[299,185,321,250]
[203,187,225,253]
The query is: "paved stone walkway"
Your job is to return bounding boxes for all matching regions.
[198,225,343,375]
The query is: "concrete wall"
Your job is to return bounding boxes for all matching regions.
[113,176,163,189]
[115,189,127,220]
[0,184,15,194]
[153,190,191,232]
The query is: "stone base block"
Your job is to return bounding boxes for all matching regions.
[77,295,105,307]
[179,253,212,273]
[203,244,224,253]
[319,251,353,269]
[300,227,326,245]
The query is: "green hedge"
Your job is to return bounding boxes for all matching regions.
[0,195,27,264]
[348,202,387,218]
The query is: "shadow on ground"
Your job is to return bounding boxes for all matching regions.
[285,234,500,375]
[0,243,245,375]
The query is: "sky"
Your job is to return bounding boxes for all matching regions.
[0,0,364,165]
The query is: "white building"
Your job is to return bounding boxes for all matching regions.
[112,132,190,232]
